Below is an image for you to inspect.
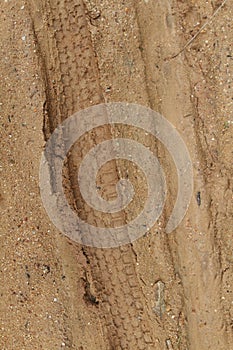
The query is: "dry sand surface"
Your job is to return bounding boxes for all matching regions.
[0,0,233,349]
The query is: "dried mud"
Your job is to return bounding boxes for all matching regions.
[0,1,232,349]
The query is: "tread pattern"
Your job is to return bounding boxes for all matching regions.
[30,0,164,348]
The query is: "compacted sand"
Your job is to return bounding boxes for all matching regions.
[0,1,232,349]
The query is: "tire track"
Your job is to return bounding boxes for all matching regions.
[29,0,165,348]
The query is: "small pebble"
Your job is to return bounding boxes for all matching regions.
[166,339,174,350]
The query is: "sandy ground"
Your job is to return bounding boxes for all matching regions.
[0,0,233,349]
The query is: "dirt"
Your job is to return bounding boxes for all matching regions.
[0,0,232,349]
